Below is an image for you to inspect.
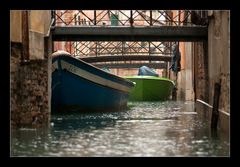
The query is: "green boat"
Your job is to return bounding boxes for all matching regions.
[124,76,175,101]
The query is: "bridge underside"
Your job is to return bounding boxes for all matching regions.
[93,62,167,69]
[80,55,172,63]
[78,56,171,69]
[52,26,208,42]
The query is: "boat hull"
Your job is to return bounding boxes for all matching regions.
[124,76,175,101]
[52,53,134,112]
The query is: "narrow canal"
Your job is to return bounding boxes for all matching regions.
[11,101,229,157]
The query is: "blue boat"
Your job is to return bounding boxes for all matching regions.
[51,51,135,112]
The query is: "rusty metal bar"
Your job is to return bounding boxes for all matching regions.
[98,41,116,54]
[94,10,96,25]
[151,10,165,25]
[136,10,151,25]
[118,10,131,25]
[95,41,98,56]
[55,10,69,25]
[130,10,133,26]
[21,10,29,62]
[152,42,165,54]
[79,10,94,25]
[96,10,108,25]
[178,10,181,25]
[66,11,81,26]
[150,10,153,26]
[74,14,77,25]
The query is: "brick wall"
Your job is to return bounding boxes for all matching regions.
[11,43,50,128]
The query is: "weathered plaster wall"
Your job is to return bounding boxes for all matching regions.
[193,11,230,133]
[208,11,230,114]
[10,11,22,43]
[29,10,51,60]
[193,41,209,102]
[176,42,194,101]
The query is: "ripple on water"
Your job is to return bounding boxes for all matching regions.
[11,101,229,157]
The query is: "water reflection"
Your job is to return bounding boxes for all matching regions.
[11,101,229,157]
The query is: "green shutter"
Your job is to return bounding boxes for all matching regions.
[110,14,118,26]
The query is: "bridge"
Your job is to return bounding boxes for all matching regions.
[52,26,207,41]
[51,10,208,69]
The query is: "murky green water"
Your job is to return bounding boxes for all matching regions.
[11,101,229,157]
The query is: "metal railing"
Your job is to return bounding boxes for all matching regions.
[52,10,195,27]
[52,10,208,62]
[54,41,177,58]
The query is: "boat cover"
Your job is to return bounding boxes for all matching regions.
[138,66,159,77]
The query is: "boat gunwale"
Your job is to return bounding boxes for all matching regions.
[53,69,132,94]
[52,53,134,87]
[124,76,175,86]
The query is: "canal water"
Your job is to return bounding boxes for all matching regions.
[11,101,229,157]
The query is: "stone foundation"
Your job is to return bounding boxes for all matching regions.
[11,42,50,128]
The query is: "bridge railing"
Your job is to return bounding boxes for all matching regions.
[52,10,208,62]
[54,41,177,58]
[52,10,196,27]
